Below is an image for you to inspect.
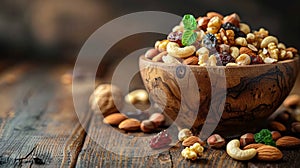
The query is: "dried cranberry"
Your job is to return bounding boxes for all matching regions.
[218,52,235,66]
[167,31,183,46]
[250,55,264,64]
[149,130,172,149]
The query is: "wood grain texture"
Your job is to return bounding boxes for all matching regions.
[0,62,300,168]
[139,56,300,137]
[0,64,90,168]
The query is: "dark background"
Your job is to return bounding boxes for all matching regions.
[0,0,299,67]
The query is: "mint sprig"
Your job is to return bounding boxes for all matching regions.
[182,14,197,46]
[254,129,276,146]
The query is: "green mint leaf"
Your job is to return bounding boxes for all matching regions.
[254,129,276,146]
[182,30,197,46]
[182,14,197,30]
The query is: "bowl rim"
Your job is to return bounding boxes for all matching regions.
[139,55,299,69]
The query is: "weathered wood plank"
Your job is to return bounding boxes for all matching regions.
[0,64,91,168]
[77,73,300,168]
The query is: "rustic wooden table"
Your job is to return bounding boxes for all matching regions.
[0,61,299,168]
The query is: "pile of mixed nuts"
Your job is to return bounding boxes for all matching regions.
[145,11,298,66]
[89,84,169,133]
[89,83,300,162]
[176,93,300,161]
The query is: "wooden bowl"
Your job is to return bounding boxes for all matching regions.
[139,55,300,137]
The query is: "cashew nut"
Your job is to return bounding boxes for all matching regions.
[125,89,149,104]
[260,36,278,48]
[236,53,251,65]
[230,46,240,59]
[226,139,257,161]
[239,23,250,34]
[162,55,181,64]
[167,42,196,58]
[235,37,248,46]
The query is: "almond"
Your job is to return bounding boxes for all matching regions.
[269,121,287,132]
[256,145,283,161]
[103,113,128,125]
[197,17,210,30]
[206,11,224,19]
[182,56,198,65]
[182,136,204,147]
[239,47,254,56]
[243,143,264,150]
[276,136,300,148]
[118,118,141,131]
[223,13,240,27]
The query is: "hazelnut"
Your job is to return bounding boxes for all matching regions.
[271,131,282,141]
[207,134,225,148]
[178,128,193,141]
[140,120,157,133]
[292,108,300,122]
[240,133,255,147]
[149,113,165,127]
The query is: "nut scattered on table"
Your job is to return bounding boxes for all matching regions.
[89,84,124,117]
[103,113,128,126]
[178,128,193,141]
[226,139,257,161]
[240,133,255,147]
[149,113,165,127]
[125,89,149,105]
[182,136,204,147]
[275,136,300,148]
[256,145,283,161]
[118,118,141,131]
[181,142,204,160]
[207,134,226,148]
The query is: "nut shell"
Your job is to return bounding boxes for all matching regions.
[89,84,123,117]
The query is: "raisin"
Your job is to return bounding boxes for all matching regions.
[202,33,217,50]
[221,22,246,38]
[149,130,172,149]
[167,31,183,46]
[250,55,264,64]
[218,51,235,66]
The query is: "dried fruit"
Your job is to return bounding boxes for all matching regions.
[167,31,183,46]
[149,130,172,149]
[218,52,235,66]
[276,136,300,148]
[202,33,217,50]
[256,145,283,161]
